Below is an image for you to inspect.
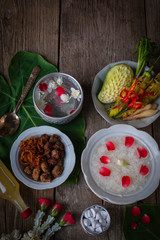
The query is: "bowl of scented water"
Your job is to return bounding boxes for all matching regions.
[33,72,83,124]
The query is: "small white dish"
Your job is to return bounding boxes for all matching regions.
[10,126,75,190]
[92,61,160,128]
[81,124,160,205]
[80,204,110,235]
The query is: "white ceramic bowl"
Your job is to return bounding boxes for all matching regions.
[10,126,75,190]
[33,72,83,124]
[81,124,160,205]
[92,61,160,128]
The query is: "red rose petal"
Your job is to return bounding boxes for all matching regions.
[39,83,48,92]
[70,110,75,114]
[139,165,149,176]
[131,206,141,217]
[99,167,111,176]
[106,141,115,151]
[46,112,54,117]
[100,156,110,164]
[141,214,150,224]
[137,148,148,158]
[44,104,53,113]
[122,176,130,187]
[55,86,65,96]
[125,136,134,147]
[131,221,137,230]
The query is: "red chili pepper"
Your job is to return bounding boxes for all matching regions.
[143,92,154,97]
[133,102,143,109]
[128,78,138,95]
[120,89,128,98]
[115,78,153,111]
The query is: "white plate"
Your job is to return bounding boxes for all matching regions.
[10,126,75,190]
[91,61,160,128]
[81,124,160,205]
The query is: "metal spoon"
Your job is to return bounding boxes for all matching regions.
[0,65,41,137]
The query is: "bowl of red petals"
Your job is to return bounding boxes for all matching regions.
[33,72,83,124]
[81,124,160,205]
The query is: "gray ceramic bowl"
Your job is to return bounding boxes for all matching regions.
[33,72,83,124]
[10,126,75,190]
[81,125,160,205]
[92,61,160,128]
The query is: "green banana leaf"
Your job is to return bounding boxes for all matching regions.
[0,51,85,184]
[123,204,160,240]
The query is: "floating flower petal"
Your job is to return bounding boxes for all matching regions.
[100,156,110,164]
[106,141,115,151]
[44,104,53,113]
[70,110,75,114]
[131,206,141,216]
[48,80,57,93]
[137,148,148,158]
[122,176,130,187]
[139,165,149,176]
[39,83,48,92]
[60,94,70,103]
[99,167,111,176]
[141,214,150,224]
[71,87,81,101]
[55,86,65,96]
[46,112,54,117]
[125,136,134,147]
[56,76,63,85]
[131,221,138,230]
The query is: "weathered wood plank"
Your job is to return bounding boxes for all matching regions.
[0,0,159,239]
[145,0,160,205]
[56,0,147,239]
[0,0,59,235]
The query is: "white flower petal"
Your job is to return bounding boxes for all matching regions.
[60,94,70,103]
[48,80,57,92]
[56,76,63,85]
[71,88,81,99]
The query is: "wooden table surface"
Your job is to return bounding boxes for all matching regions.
[0,0,160,239]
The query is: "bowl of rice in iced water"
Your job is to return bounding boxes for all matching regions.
[81,124,160,205]
[33,72,83,124]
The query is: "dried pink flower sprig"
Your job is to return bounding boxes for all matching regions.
[0,198,75,240]
[39,198,51,211]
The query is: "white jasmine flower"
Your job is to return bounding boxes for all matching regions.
[48,80,57,93]
[60,94,70,103]
[56,76,63,85]
[71,88,81,101]
[37,92,45,100]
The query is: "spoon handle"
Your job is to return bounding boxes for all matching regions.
[14,66,41,113]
